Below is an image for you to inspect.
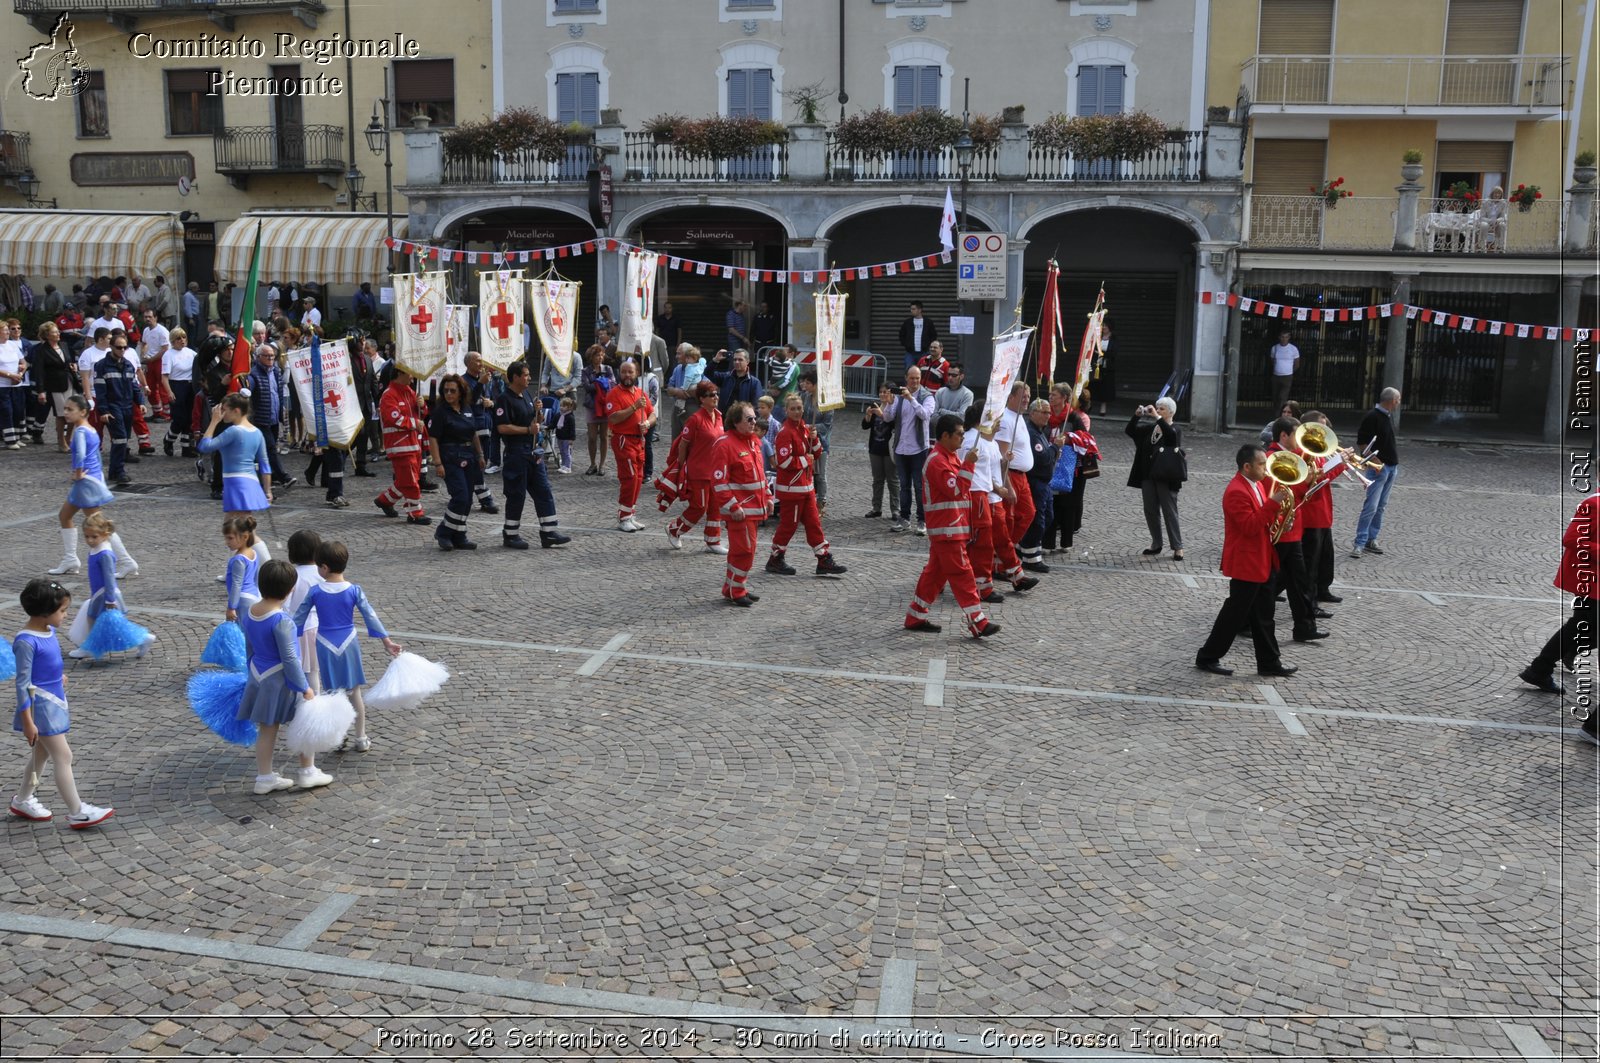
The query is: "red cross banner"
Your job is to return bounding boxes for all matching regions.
[477,269,526,371]
[813,291,848,414]
[435,304,473,387]
[618,250,660,359]
[529,277,580,378]
[286,338,364,449]
[980,327,1036,435]
[394,270,448,380]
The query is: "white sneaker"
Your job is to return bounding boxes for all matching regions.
[889,521,907,533]
[252,773,296,795]
[484,464,500,475]
[705,543,728,555]
[914,522,927,537]
[627,517,645,531]
[558,466,573,475]
[67,803,114,829]
[214,573,227,583]
[10,794,52,821]
[618,520,638,533]
[116,563,139,579]
[296,767,334,789]
[47,558,80,576]
[666,529,683,550]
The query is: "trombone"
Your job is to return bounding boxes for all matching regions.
[1292,422,1379,491]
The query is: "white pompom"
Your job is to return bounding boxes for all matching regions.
[364,651,449,712]
[284,692,355,755]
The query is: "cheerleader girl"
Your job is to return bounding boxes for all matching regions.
[48,395,140,579]
[67,514,154,661]
[223,515,262,623]
[238,560,328,794]
[9,579,114,828]
[293,540,401,753]
[283,529,323,690]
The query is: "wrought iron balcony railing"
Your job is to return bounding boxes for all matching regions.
[822,135,997,182]
[441,142,597,185]
[213,124,344,175]
[621,132,787,182]
[1026,129,1205,182]
[0,131,31,179]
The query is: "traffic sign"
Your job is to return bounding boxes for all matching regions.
[957,231,1007,300]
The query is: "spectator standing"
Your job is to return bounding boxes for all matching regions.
[710,348,761,416]
[884,366,935,534]
[665,343,706,441]
[41,284,65,317]
[245,343,295,487]
[182,283,202,337]
[1351,387,1402,558]
[1126,397,1184,561]
[1269,329,1299,412]
[654,302,683,354]
[149,276,173,325]
[897,301,938,372]
[725,300,751,354]
[934,362,973,420]
[31,322,73,452]
[205,282,220,327]
[915,340,952,390]
[751,300,779,351]
[861,383,900,518]
[352,283,377,320]
[123,275,152,312]
[300,296,322,333]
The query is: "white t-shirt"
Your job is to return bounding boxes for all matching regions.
[302,306,321,330]
[140,322,169,362]
[911,319,925,349]
[287,564,324,634]
[0,339,22,388]
[87,315,122,337]
[163,345,195,381]
[960,429,996,495]
[1271,342,1300,376]
[994,408,1033,473]
[78,345,106,375]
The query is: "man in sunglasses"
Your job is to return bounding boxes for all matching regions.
[92,330,147,485]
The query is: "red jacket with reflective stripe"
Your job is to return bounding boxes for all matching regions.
[772,418,820,494]
[670,407,724,482]
[922,443,977,539]
[380,381,424,454]
[1557,493,1599,597]
[711,432,769,518]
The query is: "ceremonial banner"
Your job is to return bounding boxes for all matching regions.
[478,269,525,370]
[813,291,848,413]
[287,337,364,449]
[394,271,447,380]
[618,250,659,358]
[1073,287,1107,405]
[430,304,472,389]
[980,327,1035,434]
[1038,259,1064,384]
[529,277,580,377]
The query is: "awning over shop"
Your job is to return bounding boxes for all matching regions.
[0,210,182,280]
[214,213,408,285]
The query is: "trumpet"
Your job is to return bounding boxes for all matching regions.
[1265,449,1309,544]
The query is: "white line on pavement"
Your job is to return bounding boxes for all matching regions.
[878,957,918,1022]
[924,658,947,708]
[276,892,357,951]
[1258,684,1308,737]
[576,632,632,677]
[1499,1022,1559,1061]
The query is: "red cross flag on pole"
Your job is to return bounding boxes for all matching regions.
[394,270,448,379]
[477,268,526,371]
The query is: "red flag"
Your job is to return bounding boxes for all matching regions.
[1039,260,1061,384]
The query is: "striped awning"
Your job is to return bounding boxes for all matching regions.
[0,211,182,280]
[214,213,408,285]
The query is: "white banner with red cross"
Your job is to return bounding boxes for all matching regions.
[813,292,848,413]
[529,277,580,378]
[428,304,473,389]
[980,327,1035,434]
[286,338,365,449]
[393,271,448,380]
[618,250,659,359]
[477,269,526,371]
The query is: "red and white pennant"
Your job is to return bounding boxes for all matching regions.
[1199,291,1589,342]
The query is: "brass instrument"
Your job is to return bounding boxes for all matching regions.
[1293,422,1338,459]
[1265,449,1309,543]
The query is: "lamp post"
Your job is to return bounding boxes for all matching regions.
[365,77,395,273]
[954,77,974,349]
[345,166,375,213]
[16,169,55,209]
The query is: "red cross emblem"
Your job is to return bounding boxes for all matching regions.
[324,388,343,412]
[489,301,516,341]
[409,304,434,333]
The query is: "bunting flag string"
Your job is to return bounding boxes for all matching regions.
[1198,291,1590,343]
[385,236,954,284]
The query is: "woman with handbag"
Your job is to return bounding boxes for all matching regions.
[1047,411,1099,552]
[1126,396,1185,561]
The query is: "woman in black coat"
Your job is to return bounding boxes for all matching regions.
[31,321,75,451]
[1125,395,1184,561]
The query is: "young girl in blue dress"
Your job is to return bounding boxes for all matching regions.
[223,515,262,623]
[9,579,114,829]
[292,540,401,753]
[69,514,154,661]
[197,392,274,517]
[239,560,329,795]
[48,395,140,580]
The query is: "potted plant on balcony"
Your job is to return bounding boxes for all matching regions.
[1313,177,1352,208]
[669,115,786,160]
[1576,149,1597,186]
[1400,149,1424,183]
[1028,111,1168,159]
[783,83,830,126]
[1509,183,1543,212]
[442,108,569,166]
[643,113,684,145]
[1443,180,1479,211]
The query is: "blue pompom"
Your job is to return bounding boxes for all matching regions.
[80,609,155,660]
[0,644,13,682]
[200,621,247,673]
[187,670,257,747]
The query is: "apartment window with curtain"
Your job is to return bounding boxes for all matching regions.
[394,59,455,127]
[76,70,108,137]
[165,70,222,136]
[1256,0,1334,103]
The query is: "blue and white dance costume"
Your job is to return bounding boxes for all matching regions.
[67,424,115,510]
[71,545,153,657]
[13,628,70,737]
[293,583,387,692]
[197,424,272,512]
[236,606,310,726]
[227,550,262,614]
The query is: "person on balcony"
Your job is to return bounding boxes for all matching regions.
[1477,186,1508,251]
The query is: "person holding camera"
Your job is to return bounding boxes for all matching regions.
[884,367,935,534]
[1126,397,1184,561]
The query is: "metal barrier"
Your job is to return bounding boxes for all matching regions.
[752,347,888,405]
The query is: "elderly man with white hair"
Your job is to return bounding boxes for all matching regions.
[1126,396,1185,561]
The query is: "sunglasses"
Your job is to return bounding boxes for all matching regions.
[741,415,757,423]
[112,345,128,350]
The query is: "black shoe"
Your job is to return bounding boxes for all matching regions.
[478,500,500,514]
[1363,542,1385,555]
[1258,664,1299,678]
[456,539,478,551]
[746,593,760,602]
[815,555,847,576]
[115,474,133,485]
[1196,660,1233,676]
[727,595,753,607]
[1293,630,1330,642]
[766,556,797,576]
[1021,561,1050,574]
[435,537,454,552]
[375,499,398,517]
[1313,608,1334,619]
[1520,667,1563,694]
[1013,576,1040,592]
[905,619,942,632]
[540,530,571,548]
[276,476,297,489]
[1141,547,1162,555]
[405,514,433,526]
[210,491,222,500]
[974,622,1001,638]
[863,510,882,518]
[1317,594,1343,603]
[163,440,174,456]
[982,591,1005,604]
[1275,595,1286,603]
[420,478,440,492]
[181,447,197,458]
[124,454,141,464]
[138,446,156,456]
[502,535,531,550]
[354,467,375,477]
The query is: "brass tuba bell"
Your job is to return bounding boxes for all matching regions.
[1293,422,1338,459]
[1265,450,1309,543]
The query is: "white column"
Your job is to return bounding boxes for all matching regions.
[1190,241,1233,430]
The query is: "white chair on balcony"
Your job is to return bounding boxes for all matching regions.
[1420,211,1478,252]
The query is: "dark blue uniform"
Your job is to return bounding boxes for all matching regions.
[471,372,505,468]
[492,387,565,548]
[428,404,479,549]
[92,351,144,480]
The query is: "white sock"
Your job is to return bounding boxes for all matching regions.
[253,537,272,563]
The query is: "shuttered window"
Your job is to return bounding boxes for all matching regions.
[726,69,773,118]
[556,71,600,126]
[1252,139,1328,195]
[1442,0,1523,102]
[165,69,222,136]
[77,70,108,137]
[1256,0,1333,102]
[394,59,455,127]
[892,65,940,113]
[1436,140,1512,172]
[1076,65,1126,116]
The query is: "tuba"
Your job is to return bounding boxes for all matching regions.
[1293,422,1338,459]
[1266,449,1309,544]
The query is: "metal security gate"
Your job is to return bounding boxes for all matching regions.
[1021,271,1179,401]
[1237,284,1391,414]
[1404,290,1509,413]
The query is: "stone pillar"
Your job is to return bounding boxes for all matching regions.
[1383,272,1415,430]
[594,113,625,175]
[402,114,442,187]
[787,124,826,182]
[1225,284,1244,428]
[1545,273,1585,444]
[1563,170,1597,253]
[1394,163,1423,251]
[1205,124,1244,181]
[996,121,1030,181]
[786,240,829,349]
[1190,241,1234,430]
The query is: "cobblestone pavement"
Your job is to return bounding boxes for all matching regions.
[0,413,1594,1061]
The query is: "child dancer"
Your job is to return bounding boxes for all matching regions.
[555,396,577,474]
[283,530,323,690]
[69,514,154,660]
[10,579,115,828]
[239,560,328,794]
[223,516,262,623]
[49,395,139,579]
[293,541,401,753]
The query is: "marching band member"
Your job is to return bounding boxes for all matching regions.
[665,380,726,553]
[1521,492,1598,716]
[1298,411,1341,605]
[1196,444,1296,677]
[373,365,430,526]
[711,402,770,606]
[904,413,1000,638]
[1266,417,1327,643]
[764,394,847,578]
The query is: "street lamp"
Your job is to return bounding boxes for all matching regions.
[345,165,375,211]
[365,75,396,272]
[15,169,55,209]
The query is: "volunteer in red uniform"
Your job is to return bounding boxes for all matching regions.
[1297,411,1341,606]
[1520,492,1599,704]
[711,401,770,606]
[604,359,655,532]
[765,395,847,577]
[904,413,1000,638]
[374,365,430,525]
[959,404,1035,603]
[665,380,726,553]
[1195,444,1295,677]
[1266,417,1327,642]
[994,383,1038,561]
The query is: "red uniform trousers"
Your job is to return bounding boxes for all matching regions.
[612,434,645,519]
[668,480,724,545]
[989,498,1024,583]
[722,516,758,600]
[378,452,424,516]
[1006,469,1036,544]
[132,402,152,447]
[771,491,829,556]
[146,376,170,417]
[905,541,990,634]
[966,492,996,596]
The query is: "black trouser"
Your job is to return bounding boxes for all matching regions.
[1301,526,1334,597]
[1019,476,1052,564]
[1273,540,1318,636]
[353,411,374,469]
[260,423,291,483]
[201,394,224,494]
[104,404,131,478]
[1531,597,1596,675]
[303,447,345,501]
[167,381,195,451]
[1198,577,1281,671]
[501,446,559,540]
[439,443,475,545]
